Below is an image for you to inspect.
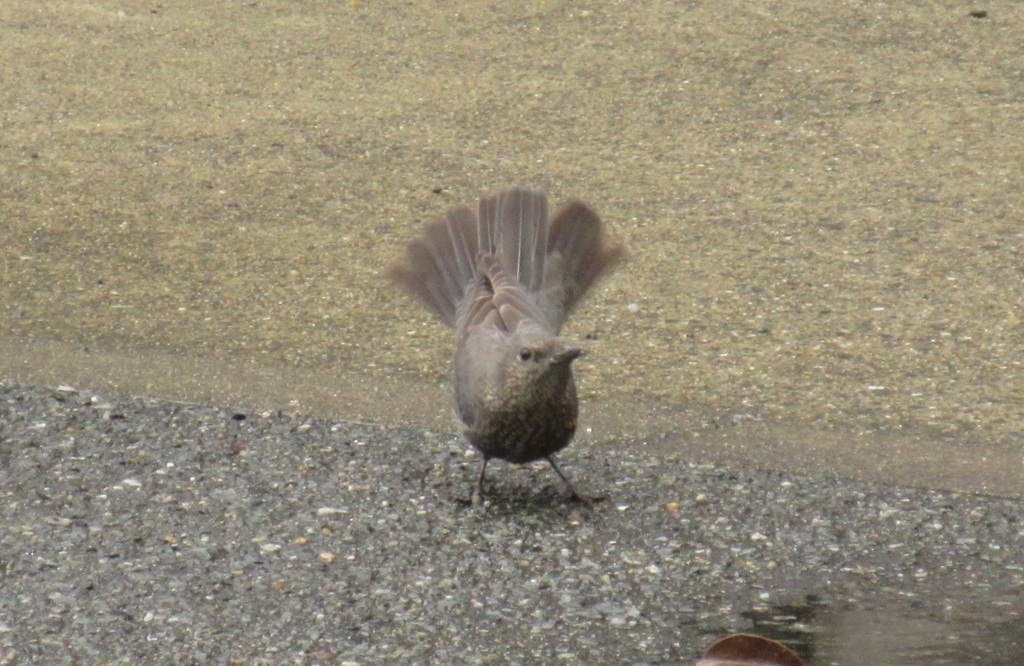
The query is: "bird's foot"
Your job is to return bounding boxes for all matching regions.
[567,491,609,507]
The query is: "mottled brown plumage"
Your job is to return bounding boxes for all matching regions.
[388,187,624,503]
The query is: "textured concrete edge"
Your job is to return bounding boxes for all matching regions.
[2,334,1020,499]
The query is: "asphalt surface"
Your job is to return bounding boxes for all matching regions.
[2,381,1022,665]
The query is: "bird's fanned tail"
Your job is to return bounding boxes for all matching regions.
[388,187,624,333]
[387,206,480,327]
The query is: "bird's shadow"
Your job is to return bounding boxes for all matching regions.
[449,481,609,517]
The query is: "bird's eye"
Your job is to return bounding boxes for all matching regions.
[518,348,532,361]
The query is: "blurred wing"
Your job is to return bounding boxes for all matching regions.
[457,253,554,345]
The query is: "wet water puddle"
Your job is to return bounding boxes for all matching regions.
[741,598,1023,665]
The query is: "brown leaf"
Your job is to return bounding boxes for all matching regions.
[696,633,804,666]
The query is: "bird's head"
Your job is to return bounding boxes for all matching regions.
[500,328,584,400]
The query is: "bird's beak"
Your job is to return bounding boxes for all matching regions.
[552,345,585,365]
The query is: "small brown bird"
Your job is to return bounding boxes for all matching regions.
[388,187,624,503]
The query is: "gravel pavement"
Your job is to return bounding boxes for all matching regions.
[2,381,1022,665]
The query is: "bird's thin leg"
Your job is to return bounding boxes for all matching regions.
[472,455,490,506]
[545,456,586,502]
